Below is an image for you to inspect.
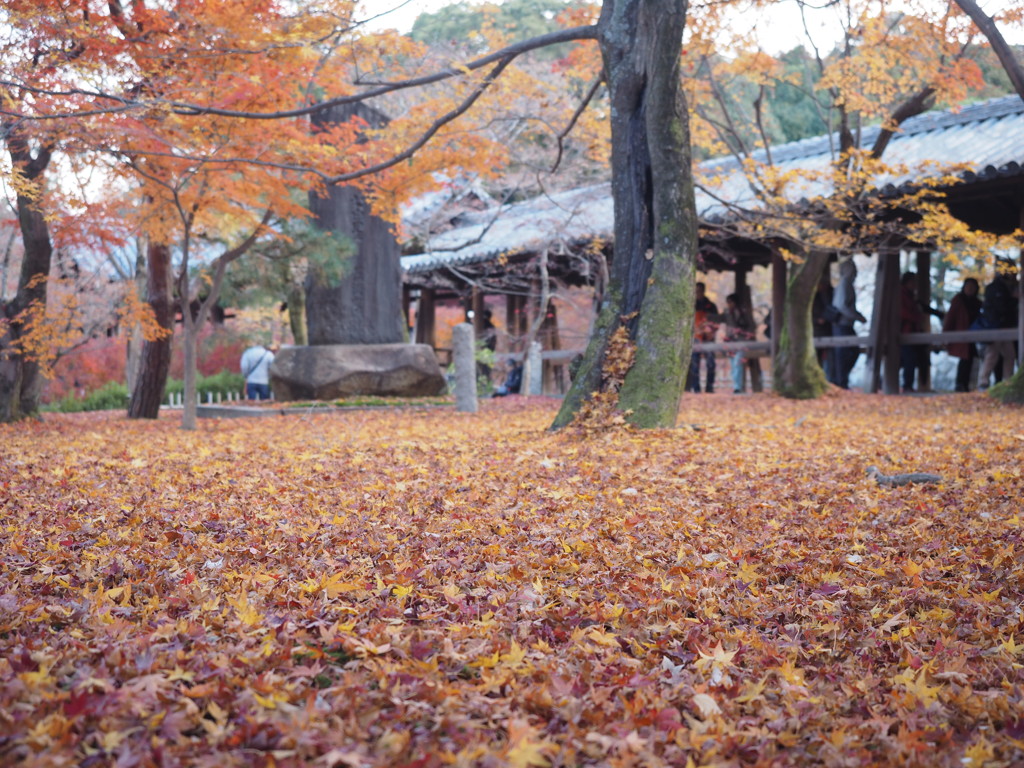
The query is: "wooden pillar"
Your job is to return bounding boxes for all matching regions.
[915,250,932,391]
[414,288,436,348]
[867,254,886,393]
[505,294,518,354]
[1019,200,1024,364]
[402,287,413,338]
[734,266,762,392]
[882,249,902,394]
[771,252,786,366]
[541,303,565,394]
[471,287,485,337]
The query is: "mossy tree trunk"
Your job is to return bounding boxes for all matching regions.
[552,0,697,430]
[773,250,830,399]
[990,370,1024,404]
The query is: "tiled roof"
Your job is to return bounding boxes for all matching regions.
[402,95,1024,276]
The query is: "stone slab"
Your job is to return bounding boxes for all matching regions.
[270,344,447,401]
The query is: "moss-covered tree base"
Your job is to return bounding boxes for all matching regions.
[989,367,1024,404]
[774,356,829,399]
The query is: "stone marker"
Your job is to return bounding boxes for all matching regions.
[527,341,543,395]
[270,344,446,401]
[452,323,478,413]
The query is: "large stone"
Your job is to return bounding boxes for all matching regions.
[270,344,447,401]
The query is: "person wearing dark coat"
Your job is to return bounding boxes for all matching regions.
[942,278,981,392]
[978,267,1019,389]
[899,272,928,393]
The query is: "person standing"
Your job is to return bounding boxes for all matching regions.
[723,293,756,393]
[899,272,927,393]
[978,265,1019,390]
[942,277,981,392]
[812,273,834,377]
[687,282,719,393]
[240,342,276,400]
[829,259,865,389]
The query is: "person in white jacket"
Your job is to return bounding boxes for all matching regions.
[240,343,276,400]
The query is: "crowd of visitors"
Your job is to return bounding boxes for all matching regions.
[684,260,1019,394]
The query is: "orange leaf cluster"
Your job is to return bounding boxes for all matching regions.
[1,394,1023,766]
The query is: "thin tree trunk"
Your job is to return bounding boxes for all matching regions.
[773,250,830,398]
[181,309,199,430]
[553,0,696,429]
[127,243,173,419]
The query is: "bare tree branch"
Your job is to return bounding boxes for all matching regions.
[549,75,604,174]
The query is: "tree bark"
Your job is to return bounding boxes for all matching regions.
[306,103,404,345]
[11,192,53,417]
[127,242,174,419]
[553,0,697,429]
[773,250,830,398]
[0,141,53,422]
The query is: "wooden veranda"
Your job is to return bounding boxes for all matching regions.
[401,96,1024,395]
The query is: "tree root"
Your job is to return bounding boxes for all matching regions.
[867,465,942,487]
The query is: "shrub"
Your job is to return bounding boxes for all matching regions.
[44,381,130,413]
[164,370,246,401]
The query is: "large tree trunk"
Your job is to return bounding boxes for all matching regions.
[127,243,173,419]
[305,103,404,345]
[8,191,54,419]
[1,145,54,422]
[773,250,830,398]
[553,0,696,429]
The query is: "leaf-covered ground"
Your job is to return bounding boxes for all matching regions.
[1,394,1022,767]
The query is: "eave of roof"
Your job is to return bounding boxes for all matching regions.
[402,95,1024,278]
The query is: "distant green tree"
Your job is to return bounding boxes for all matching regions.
[219,220,352,346]
[410,0,572,57]
[770,47,829,143]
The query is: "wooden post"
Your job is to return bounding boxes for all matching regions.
[402,286,412,339]
[867,254,886,393]
[771,252,786,365]
[883,249,902,395]
[505,294,519,353]
[471,287,485,337]
[541,302,565,394]
[915,250,932,391]
[1019,200,1024,364]
[735,266,762,392]
[414,288,436,348]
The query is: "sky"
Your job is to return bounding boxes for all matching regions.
[364,0,1024,51]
